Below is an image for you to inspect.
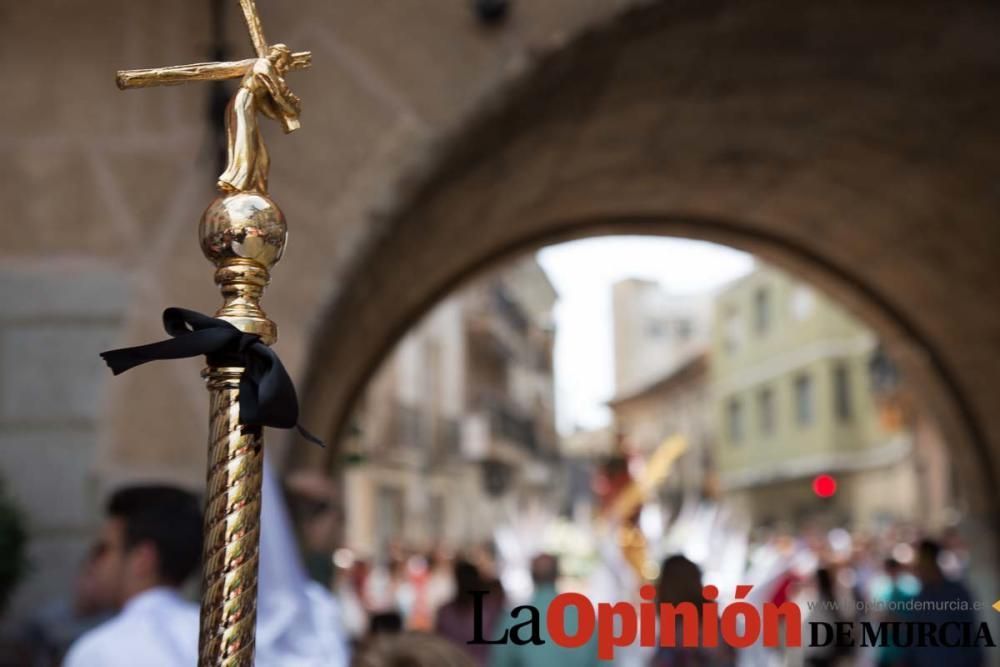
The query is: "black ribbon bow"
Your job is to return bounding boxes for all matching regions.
[100,308,322,446]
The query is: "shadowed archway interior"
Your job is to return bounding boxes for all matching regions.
[291,0,1000,545]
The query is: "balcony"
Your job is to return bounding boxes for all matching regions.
[369,401,461,468]
[461,393,553,464]
[464,284,539,363]
[490,284,529,335]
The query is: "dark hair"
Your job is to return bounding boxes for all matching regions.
[815,567,836,602]
[451,559,484,608]
[108,485,203,586]
[530,554,558,586]
[354,631,475,667]
[369,611,404,636]
[657,554,705,608]
[917,538,941,564]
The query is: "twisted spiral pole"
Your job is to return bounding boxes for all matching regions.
[195,190,285,666]
[198,366,264,666]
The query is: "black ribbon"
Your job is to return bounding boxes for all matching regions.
[100,308,322,446]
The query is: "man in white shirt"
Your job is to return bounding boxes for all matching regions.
[63,485,203,667]
[65,466,351,667]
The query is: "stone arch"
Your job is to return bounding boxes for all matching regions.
[292,0,1000,537]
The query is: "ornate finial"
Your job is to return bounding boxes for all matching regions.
[116,1,310,344]
[198,193,286,344]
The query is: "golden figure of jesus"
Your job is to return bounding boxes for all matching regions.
[217,43,302,193]
[116,0,310,195]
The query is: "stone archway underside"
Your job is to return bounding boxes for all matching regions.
[293,1,1000,530]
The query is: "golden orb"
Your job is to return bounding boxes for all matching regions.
[199,193,287,269]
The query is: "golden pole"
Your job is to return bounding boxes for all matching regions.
[199,367,264,666]
[112,2,308,664]
[196,199,286,666]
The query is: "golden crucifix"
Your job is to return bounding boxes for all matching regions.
[115,2,309,665]
[118,0,311,195]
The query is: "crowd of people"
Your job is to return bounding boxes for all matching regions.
[323,521,990,667]
[2,477,992,667]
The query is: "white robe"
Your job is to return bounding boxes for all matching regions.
[254,455,350,666]
[62,587,199,667]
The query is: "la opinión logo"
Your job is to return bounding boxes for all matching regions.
[467,585,996,661]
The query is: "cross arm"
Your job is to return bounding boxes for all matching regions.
[116,51,311,90]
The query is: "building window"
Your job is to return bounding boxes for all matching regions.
[723,307,742,354]
[646,319,667,338]
[727,398,744,444]
[758,387,776,436]
[753,287,771,334]
[794,374,814,426]
[375,485,404,549]
[429,495,445,541]
[675,319,693,341]
[833,363,852,422]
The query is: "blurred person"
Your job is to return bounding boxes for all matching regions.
[403,554,433,631]
[490,553,600,667]
[938,526,971,579]
[424,547,456,622]
[871,557,919,667]
[802,567,852,667]
[470,542,507,622]
[390,555,416,624]
[362,552,416,627]
[350,558,373,609]
[63,485,202,667]
[285,469,342,587]
[352,631,475,667]
[364,555,403,636]
[435,558,501,665]
[470,542,501,591]
[900,539,983,667]
[740,528,806,664]
[18,544,114,666]
[333,556,370,641]
[368,611,405,637]
[255,454,351,666]
[72,544,116,619]
[848,538,879,618]
[650,555,734,667]
[66,458,354,667]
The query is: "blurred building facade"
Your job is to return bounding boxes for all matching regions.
[612,279,712,397]
[341,257,560,555]
[711,265,953,529]
[868,346,958,532]
[609,280,716,516]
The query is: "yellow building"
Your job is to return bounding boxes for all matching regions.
[711,265,952,530]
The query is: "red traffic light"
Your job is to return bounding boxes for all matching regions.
[812,474,837,498]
